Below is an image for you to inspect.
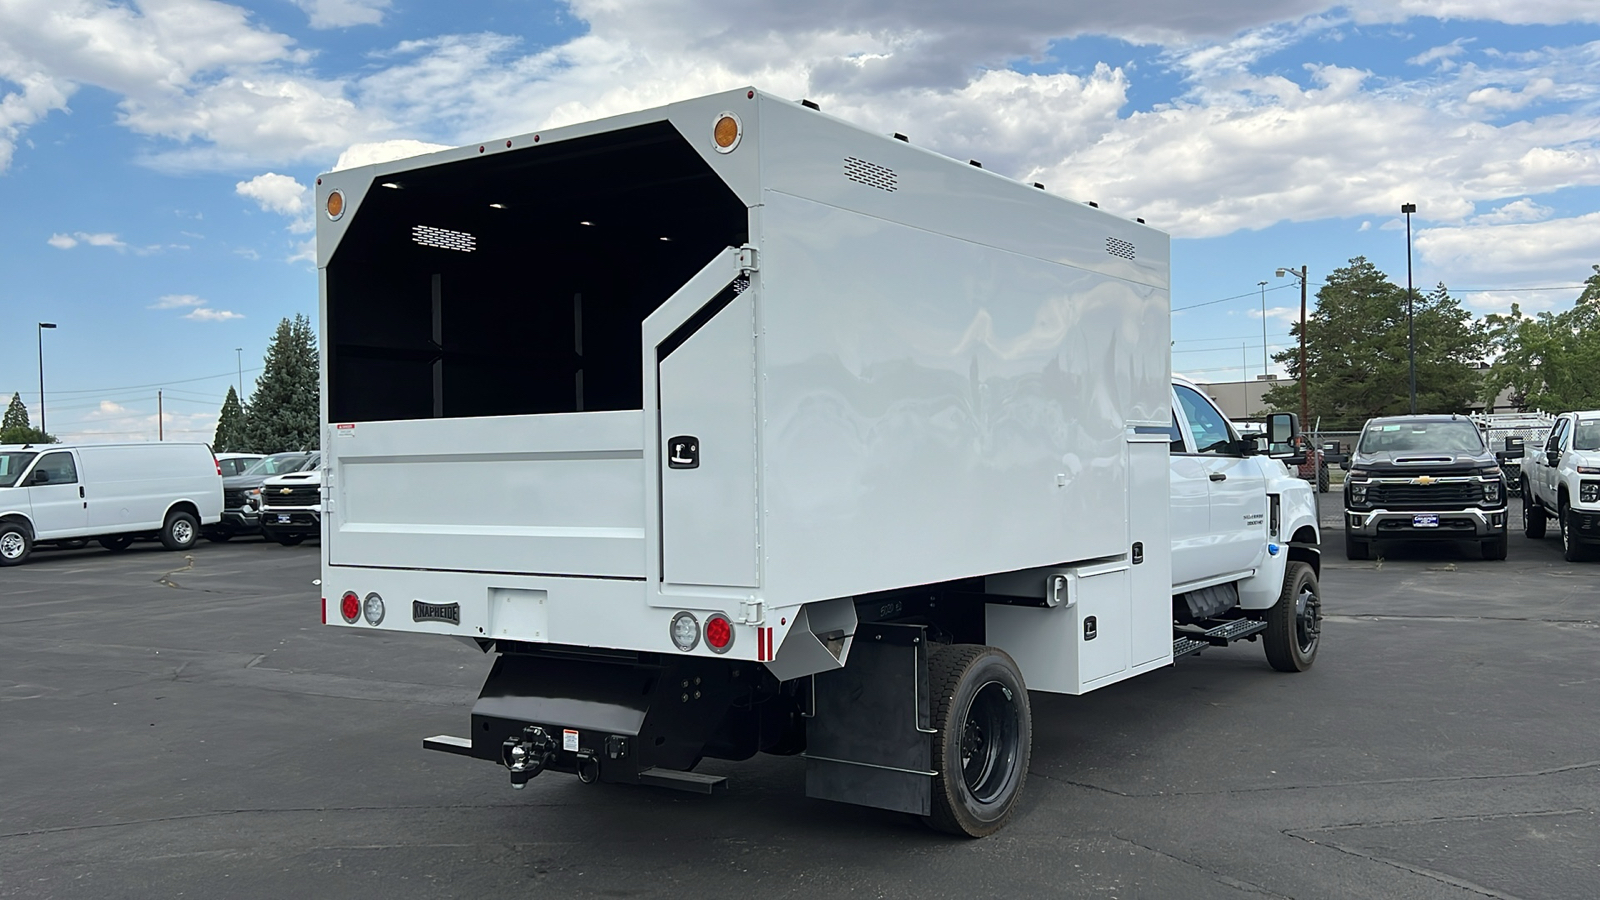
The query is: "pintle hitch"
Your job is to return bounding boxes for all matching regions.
[502,725,557,789]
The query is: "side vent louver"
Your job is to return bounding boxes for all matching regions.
[1106,237,1135,260]
[844,156,898,192]
[412,225,476,252]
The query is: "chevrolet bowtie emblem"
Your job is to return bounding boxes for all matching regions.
[280,487,293,494]
[1412,475,1435,486]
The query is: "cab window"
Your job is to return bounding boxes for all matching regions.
[31,451,78,486]
[1174,385,1237,455]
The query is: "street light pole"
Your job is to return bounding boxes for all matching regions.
[1402,202,1417,414]
[235,347,244,398]
[37,322,57,438]
[1258,280,1270,383]
[1276,266,1310,427]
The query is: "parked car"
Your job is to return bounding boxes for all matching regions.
[208,451,317,542]
[1520,410,1600,561]
[1341,415,1515,560]
[257,458,321,546]
[0,442,222,566]
[216,452,265,477]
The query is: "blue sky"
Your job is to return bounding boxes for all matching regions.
[2,0,1598,442]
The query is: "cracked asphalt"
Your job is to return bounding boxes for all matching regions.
[2,495,1597,899]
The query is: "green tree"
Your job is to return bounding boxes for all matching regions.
[213,386,250,452]
[1481,265,1600,412]
[1,392,55,444]
[241,314,320,452]
[1262,257,1487,429]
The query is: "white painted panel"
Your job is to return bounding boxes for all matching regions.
[489,588,549,641]
[1076,561,1131,684]
[760,190,1167,606]
[1128,438,1175,668]
[659,292,760,587]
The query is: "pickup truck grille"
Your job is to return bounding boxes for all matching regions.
[261,486,320,508]
[1366,481,1482,508]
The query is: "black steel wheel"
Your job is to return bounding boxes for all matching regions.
[0,522,33,567]
[925,644,1031,837]
[1264,561,1321,672]
[1522,485,1546,538]
[98,535,135,552]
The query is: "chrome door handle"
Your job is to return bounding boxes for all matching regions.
[1209,472,1227,482]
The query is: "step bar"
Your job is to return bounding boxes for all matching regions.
[1173,618,1269,659]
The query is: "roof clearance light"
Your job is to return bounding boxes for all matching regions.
[326,190,346,220]
[704,614,733,653]
[713,113,742,153]
[340,591,360,623]
[670,611,700,652]
[363,592,386,626]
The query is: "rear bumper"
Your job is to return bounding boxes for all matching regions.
[1345,507,1506,539]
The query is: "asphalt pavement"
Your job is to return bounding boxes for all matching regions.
[2,498,1597,899]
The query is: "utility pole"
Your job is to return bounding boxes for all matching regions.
[1258,281,1270,384]
[1402,202,1417,414]
[236,347,244,398]
[37,322,57,437]
[158,391,164,441]
[1276,266,1310,426]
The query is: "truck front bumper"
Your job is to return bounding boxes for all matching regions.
[1563,506,1600,545]
[259,509,320,536]
[1345,507,1507,540]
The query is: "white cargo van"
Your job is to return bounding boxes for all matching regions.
[0,442,223,565]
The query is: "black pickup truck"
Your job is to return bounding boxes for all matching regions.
[1342,415,1520,560]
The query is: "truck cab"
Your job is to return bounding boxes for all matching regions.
[1521,410,1600,561]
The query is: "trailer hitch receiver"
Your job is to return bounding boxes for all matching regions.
[502,725,557,789]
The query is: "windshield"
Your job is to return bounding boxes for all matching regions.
[1575,420,1600,452]
[241,453,312,477]
[1358,421,1486,454]
[0,451,39,488]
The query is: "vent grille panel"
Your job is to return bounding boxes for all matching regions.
[844,156,898,192]
[1106,237,1136,259]
[412,225,477,252]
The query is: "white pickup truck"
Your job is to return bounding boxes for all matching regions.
[1520,410,1600,561]
[314,88,1321,837]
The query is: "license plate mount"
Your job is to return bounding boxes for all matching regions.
[1412,514,1440,528]
[277,514,291,524]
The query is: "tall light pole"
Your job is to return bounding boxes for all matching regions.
[1258,279,1270,383]
[37,322,57,438]
[1276,266,1309,427]
[1401,202,1417,414]
[235,347,244,398]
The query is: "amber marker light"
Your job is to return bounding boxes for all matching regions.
[326,189,345,220]
[713,113,742,153]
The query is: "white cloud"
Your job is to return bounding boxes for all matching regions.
[293,0,390,29]
[47,233,78,249]
[150,293,204,309]
[332,138,451,171]
[1407,39,1472,68]
[1416,212,1600,285]
[1348,1,1600,26]
[48,231,126,249]
[1472,197,1553,225]
[184,307,244,321]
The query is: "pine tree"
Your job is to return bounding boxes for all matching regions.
[1,392,54,444]
[213,386,250,452]
[241,314,320,452]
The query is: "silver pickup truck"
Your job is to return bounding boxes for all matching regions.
[1521,410,1600,561]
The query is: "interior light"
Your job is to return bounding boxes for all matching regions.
[579,221,594,226]
[659,236,671,242]
[489,203,506,209]
[380,182,400,189]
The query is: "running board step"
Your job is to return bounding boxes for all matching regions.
[423,734,475,757]
[638,767,728,794]
[1173,619,1270,659]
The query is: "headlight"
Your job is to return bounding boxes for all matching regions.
[1346,469,1369,481]
[1476,466,1502,477]
[1484,480,1501,503]
[1582,481,1600,504]
[1349,483,1369,506]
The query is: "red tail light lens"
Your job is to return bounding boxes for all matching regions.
[339,591,360,623]
[214,457,222,475]
[704,614,733,653]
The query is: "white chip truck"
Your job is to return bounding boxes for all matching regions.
[315,88,1323,836]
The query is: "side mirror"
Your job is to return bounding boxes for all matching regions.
[1504,437,1524,457]
[1265,412,1303,463]
[1340,458,1351,470]
[1547,450,1560,467]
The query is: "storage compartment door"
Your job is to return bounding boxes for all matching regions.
[657,290,759,588]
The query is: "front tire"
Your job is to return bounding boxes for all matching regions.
[1481,533,1508,560]
[1560,502,1590,562]
[160,511,199,551]
[1522,486,1546,538]
[0,523,33,566]
[925,645,1031,838]
[1264,561,1321,672]
[1344,531,1369,560]
[268,532,306,546]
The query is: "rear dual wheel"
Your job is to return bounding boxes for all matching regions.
[1522,483,1546,538]
[925,645,1031,838]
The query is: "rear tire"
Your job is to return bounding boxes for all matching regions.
[1522,485,1546,538]
[1344,531,1369,560]
[1264,561,1320,672]
[0,522,33,567]
[269,532,306,546]
[160,511,199,551]
[1481,533,1508,560]
[1317,464,1329,493]
[204,531,232,543]
[924,645,1031,838]
[98,535,135,552]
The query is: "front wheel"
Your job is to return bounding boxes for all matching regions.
[268,532,306,546]
[1481,533,1508,561]
[160,511,199,551]
[925,645,1031,838]
[1522,486,1546,538]
[1560,503,1590,562]
[0,523,33,567]
[1344,531,1369,560]
[1264,561,1321,672]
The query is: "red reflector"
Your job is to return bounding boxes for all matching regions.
[339,591,360,623]
[321,597,326,625]
[704,615,732,651]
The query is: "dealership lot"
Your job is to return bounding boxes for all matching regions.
[2,497,1597,900]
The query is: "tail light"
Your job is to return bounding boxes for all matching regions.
[339,591,360,623]
[704,614,733,653]
[214,457,222,476]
